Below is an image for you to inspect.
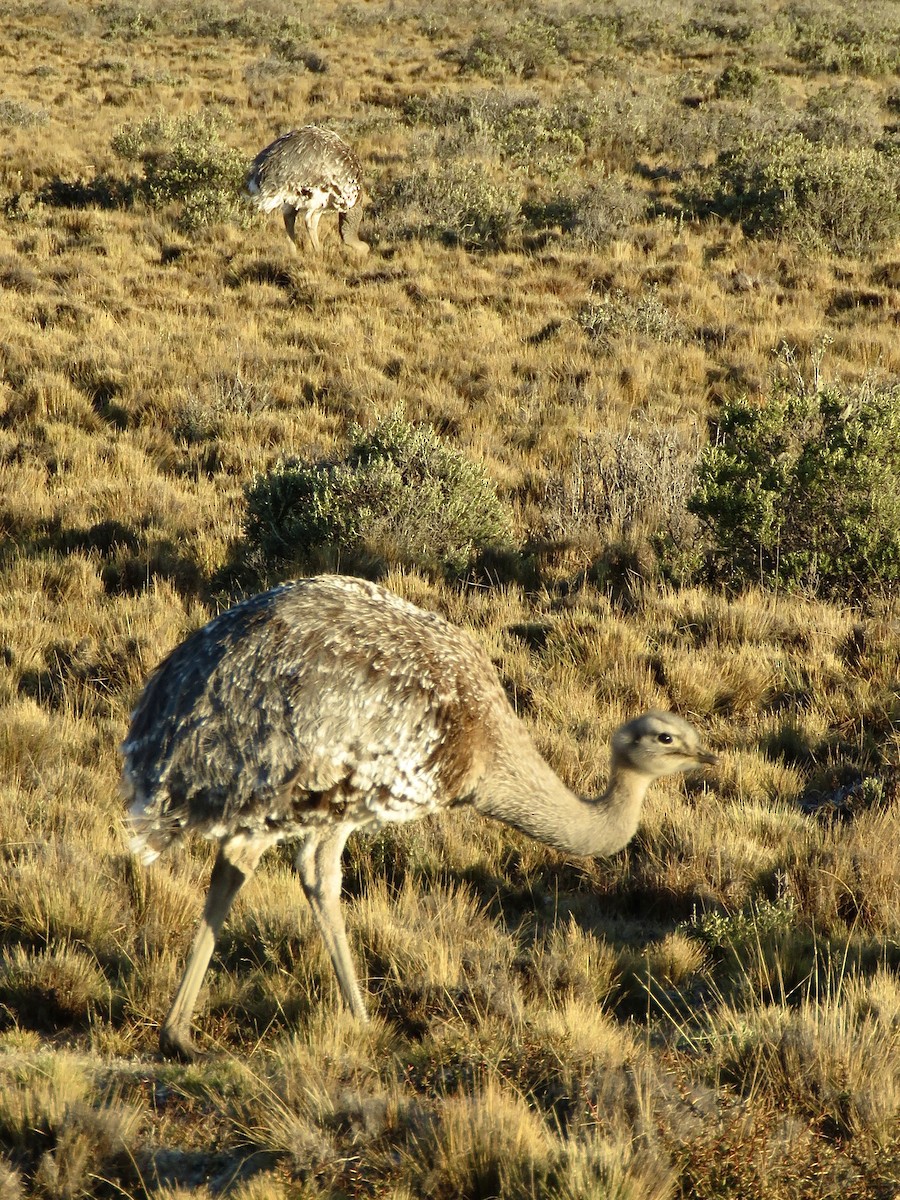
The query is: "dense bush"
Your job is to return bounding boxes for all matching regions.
[402,86,680,200]
[383,155,522,249]
[713,63,768,101]
[400,90,651,237]
[404,83,675,174]
[452,13,603,79]
[457,21,560,79]
[243,411,515,579]
[522,174,645,246]
[111,111,247,230]
[790,15,900,75]
[568,176,647,245]
[404,90,591,169]
[799,83,883,148]
[689,384,900,597]
[97,0,161,38]
[687,132,900,256]
[190,4,311,46]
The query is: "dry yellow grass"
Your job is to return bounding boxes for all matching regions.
[1,0,900,1195]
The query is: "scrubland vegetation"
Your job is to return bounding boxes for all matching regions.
[1,0,900,1194]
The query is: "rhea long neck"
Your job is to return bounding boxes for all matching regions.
[471,718,653,858]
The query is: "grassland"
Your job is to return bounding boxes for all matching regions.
[1,0,900,1195]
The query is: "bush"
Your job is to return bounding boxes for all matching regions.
[578,287,685,346]
[97,1,160,38]
[453,11,617,77]
[688,133,900,256]
[243,411,515,579]
[689,383,900,597]
[522,174,645,246]
[799,83,882,148]
[404,90,591,169]
[455,17,567,79]
[111,111,247,230]
[713,63,767,101]
[791,16,899,75]
[191,5,311,46]
[404,85,672,174]
[383,156,522,249]
[567,176,647,247]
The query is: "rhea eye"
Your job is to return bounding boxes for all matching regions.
[657,732,673,744]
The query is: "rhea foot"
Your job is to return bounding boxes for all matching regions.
[158,1022,203,1062]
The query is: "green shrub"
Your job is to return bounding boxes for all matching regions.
[403,90,590,169]
[689,895,798,956]
[243,411,515,579]
[689,383,900,597]
[97,1,161,39]
[799,83,882,148]
[111,111,247,230]
[455,18,565,79]
[384,157,522,249]
[191,5,311,45]
[454,11,617,77]
[686,12,762,45]
[713,63,767,101]
[407,86,673,172]
[100,0,314,44]
[578,287,685,345]
[791,16,899,75]
[688,132,900,255]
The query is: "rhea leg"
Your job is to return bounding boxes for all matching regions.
[304,206,325,252]
[282,207,300,253]
[159,838,264,1060]
[294,826,368,1021]
[338,205,370,256]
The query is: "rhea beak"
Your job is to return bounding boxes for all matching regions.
[697,750,718,767]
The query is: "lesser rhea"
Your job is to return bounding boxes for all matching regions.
[123,575,716,1059]
[246,125,368,255]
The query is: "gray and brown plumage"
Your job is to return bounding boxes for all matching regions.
[246,125,368,255]
[123,575,716,1060]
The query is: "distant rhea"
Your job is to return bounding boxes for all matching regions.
[246,125,369,255]
[123,575,716,1060]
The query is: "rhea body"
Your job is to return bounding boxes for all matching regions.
[246,125,369,255]
[123,575,716,1059]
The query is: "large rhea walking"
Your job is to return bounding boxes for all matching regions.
[246,125,368,255]
[124,575,716,1059]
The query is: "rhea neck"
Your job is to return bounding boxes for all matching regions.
[471,718,654,858]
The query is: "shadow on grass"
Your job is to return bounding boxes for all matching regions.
[224,259,298,291]
[139,1146,279,1196]
[1,517,206,599]
[36,174,137,210]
